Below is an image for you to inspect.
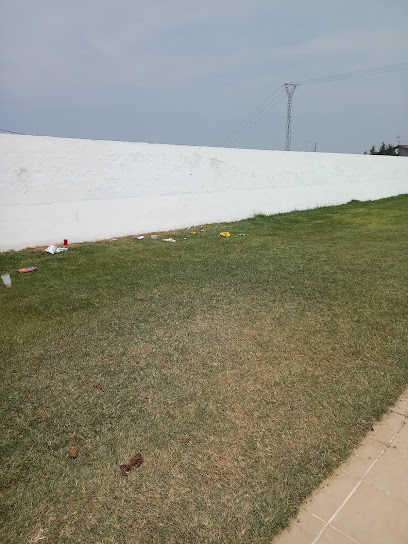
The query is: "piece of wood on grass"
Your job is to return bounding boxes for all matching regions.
[120,453,144,477]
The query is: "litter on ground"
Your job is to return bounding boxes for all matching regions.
[17,267,38,273]
[93,383,104,392]
[151,235,159,239]
[163,238,176,242]
[69,447,79,459]
[1,274,12,288]
[120,453,144,477]
[220,232,231,237]
[238,233,246,236]
[135,236,145,240]
[45,245,68,254]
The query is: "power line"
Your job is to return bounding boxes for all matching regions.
[221,93,286,148]
[225,94,286,148]
[283,61,408,149]
[221,90,286,147]
[218,60,408,149]
[218,85,284,147]
[297,61,408,86]
[0,127,23,135]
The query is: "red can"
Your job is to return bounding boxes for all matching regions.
[64,239,68,246]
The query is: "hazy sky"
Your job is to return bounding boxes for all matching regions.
[1,0,407,153]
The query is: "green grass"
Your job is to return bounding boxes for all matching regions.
[1,195,408,544]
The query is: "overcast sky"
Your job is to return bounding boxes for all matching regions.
[1,0,407,153]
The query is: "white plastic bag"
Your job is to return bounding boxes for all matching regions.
[45,245,57,254]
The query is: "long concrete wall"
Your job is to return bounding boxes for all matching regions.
[1,134,407,251]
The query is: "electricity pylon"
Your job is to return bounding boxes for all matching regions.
[284,83,298,151]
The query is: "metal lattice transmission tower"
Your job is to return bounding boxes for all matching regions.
[284,83,298,151]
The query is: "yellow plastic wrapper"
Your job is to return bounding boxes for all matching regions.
[219,232,231,237]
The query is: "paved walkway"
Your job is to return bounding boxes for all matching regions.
[274,387,408,544]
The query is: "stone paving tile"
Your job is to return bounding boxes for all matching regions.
[316,525,358,544]
[331,481,408,544]
[303,470,359,522]
[364,446,408,505]
[341,436,385,479]
[392,419,408,454]
[367,411,405,444]
[273,510,325,544]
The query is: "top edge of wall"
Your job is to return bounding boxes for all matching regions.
[0,132,385,158]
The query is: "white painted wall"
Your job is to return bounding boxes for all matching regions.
[1,134,407,251]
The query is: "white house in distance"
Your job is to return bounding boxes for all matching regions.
[396,145,408,157]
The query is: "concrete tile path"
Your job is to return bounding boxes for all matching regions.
[274,387,408,544]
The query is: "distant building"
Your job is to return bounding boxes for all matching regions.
[396,145,408,157]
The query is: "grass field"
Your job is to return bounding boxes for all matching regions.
[1,195,407,544]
